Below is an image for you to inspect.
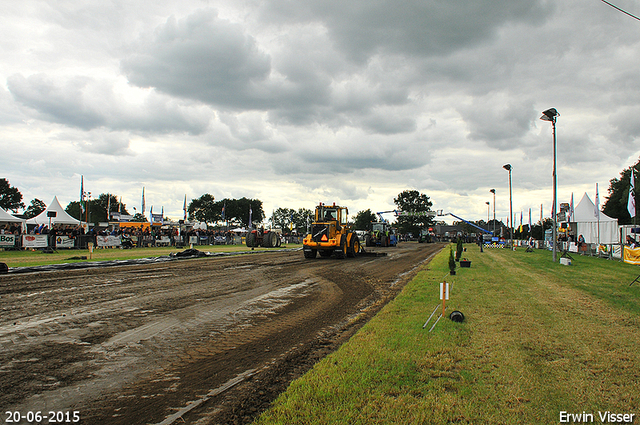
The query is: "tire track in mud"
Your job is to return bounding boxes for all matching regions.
[0,243,444,425]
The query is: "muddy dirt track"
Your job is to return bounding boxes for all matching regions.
[1,242,444,425]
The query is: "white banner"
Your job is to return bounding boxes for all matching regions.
[156,236,171,245]
[96,235,122,247]
[23,234,48,248]
[0,234,16,247]
[55,236,75,249]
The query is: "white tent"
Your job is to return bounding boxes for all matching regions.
[26,196,81,226]
[570,193,618,244]
[0,208,25,224]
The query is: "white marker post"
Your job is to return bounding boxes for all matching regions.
[440,281,450,317]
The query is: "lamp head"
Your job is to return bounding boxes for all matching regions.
[503,164,512,171]
[540,108,559,122]
[490,189,495,194]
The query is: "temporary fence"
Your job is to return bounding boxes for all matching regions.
[1,233,305,250]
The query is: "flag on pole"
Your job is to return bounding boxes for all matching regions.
[142,187,146,215]
[222,202,226,220]
[528,208,532,230]
[107,194,111,220]
[249,205,253,228]
[594,183,600,219]
[569,193,574,222]
[519,211,523,233]
[595,183,601,245]
[80,175,85,214]
[119,196,122,213]
[183,195,187,220]
[628,169,636,218]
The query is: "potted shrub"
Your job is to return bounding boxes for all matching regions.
[456,238,463,261]
[449,247,456,275]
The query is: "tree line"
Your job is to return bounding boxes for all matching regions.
[0,181,439,235]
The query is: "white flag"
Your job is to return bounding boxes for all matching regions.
[594,183,600,219]
[569,193,574,222]
[628,169,636,218]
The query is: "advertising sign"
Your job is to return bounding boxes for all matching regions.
[623,246,640,265]
[0,234,16,247]
[22,234,48,248]
[56,236,75,249]
[96,235,122,247]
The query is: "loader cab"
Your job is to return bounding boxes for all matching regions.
[315,204,348,227]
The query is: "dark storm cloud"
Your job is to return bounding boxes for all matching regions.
[121,8,420,135]
[258,0,552,61]
[459,97,537,150]
[121,10,272,109]
[8,74,106,130]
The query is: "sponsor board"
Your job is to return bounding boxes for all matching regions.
[96,235,122,247]
[0,234,16,247]
[22,234,48,248]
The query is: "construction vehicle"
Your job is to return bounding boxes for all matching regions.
[303,202,360,258]
[365,221,397,247]
[418,228,434,243]
[365,211,397,247]
[246,227,282,248]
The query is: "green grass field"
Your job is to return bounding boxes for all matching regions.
[255,244,640,424]
[0,244,302,268]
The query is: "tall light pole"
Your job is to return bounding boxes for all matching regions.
[503,164,513,246]
[541,108,559,262]
[490,189,496,236]
[486,201,490,224]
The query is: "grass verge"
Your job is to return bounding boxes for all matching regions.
[254,244,640,424]
[0,244,302,268]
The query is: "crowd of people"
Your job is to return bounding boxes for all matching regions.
[1,223,24,235]
[0,221,248,249]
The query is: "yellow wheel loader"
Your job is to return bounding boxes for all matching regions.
[303,202,360,259]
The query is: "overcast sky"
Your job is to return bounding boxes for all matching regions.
[2,0,640,225]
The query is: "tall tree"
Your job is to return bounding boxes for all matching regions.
[66,194,130,223]
[187,195,264,227]
[188,194,219,224]
[271,207,296,232]
[66,201,83,221]
[271,208,313,234]
[24,198,46,219]
[354,209,377,230]
[603,159,639,225]
[234,197,264,227]
[393,190,434,236]
[294,208,314,234]
[0,179,25,212]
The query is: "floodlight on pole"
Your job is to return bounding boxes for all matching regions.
[503,164,513,247]
[540,108,559,262]
[490,189,496,235]
[486,201,490,224]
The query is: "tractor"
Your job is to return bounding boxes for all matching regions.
[245,227,282,248]
[365,221,397,247]
[303,203,360,259]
